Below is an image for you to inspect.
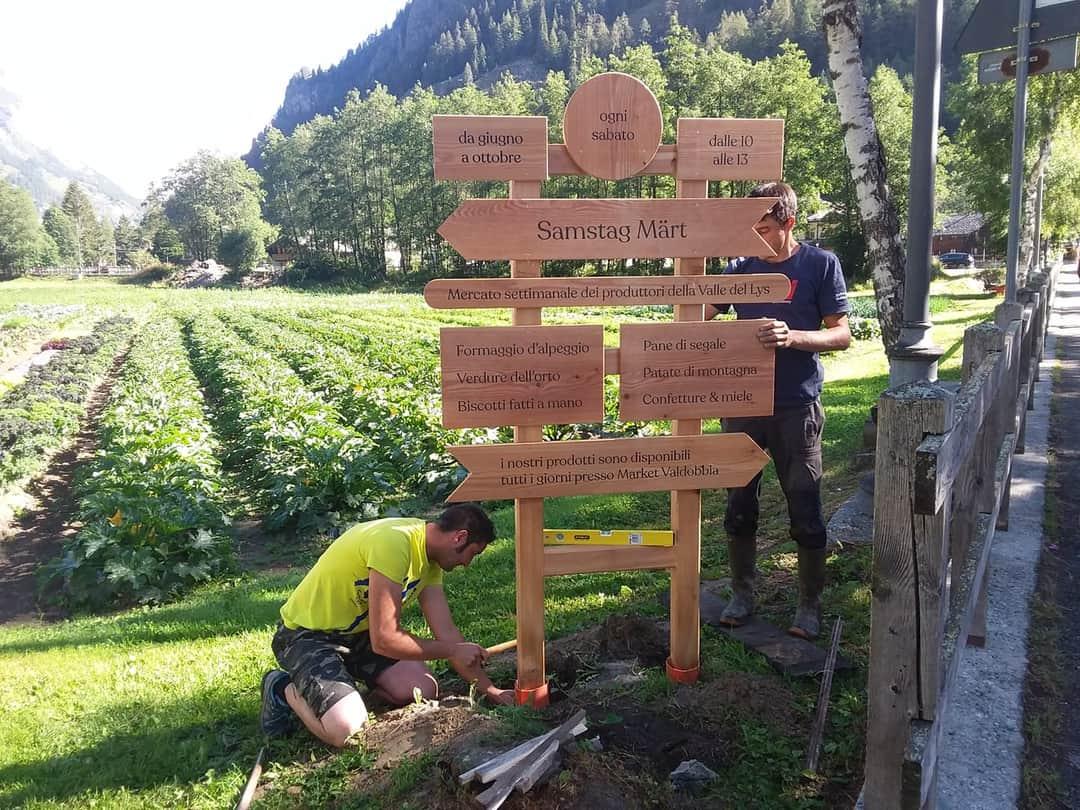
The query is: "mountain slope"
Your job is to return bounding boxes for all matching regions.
[0,85,139,222]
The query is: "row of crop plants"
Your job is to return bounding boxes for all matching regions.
[0,316,132,495]
[45,316,234,608]
[180,310,403,531]
[215,308,465,503]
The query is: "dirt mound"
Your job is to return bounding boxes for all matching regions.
[547,614,669,688]
[173,259,230,288]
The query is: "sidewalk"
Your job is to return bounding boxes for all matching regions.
[936,261,1078,808]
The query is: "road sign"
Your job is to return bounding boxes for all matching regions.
[562,72,663,180]
[433,115,549,181]
[676,118,785,181]
[957,0,1080,54]
[437,197,778,261]
[619,321,775,421]
[445,433,770,501]
[423,274,793,309]
[440,325,605,428]
[977,35,1079,83]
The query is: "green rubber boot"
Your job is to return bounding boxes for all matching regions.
[789,546,827,640]
[719,536,756,627]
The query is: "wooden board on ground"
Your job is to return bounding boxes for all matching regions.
[446,433,769,501]
[660,583,854,677]
[561,72,663,180]
[437,198,778,261]
[676,118,785,181]
[440,325,604,428]
[432,115,549,181]
[619,320,775,421]
[423,274,793,309]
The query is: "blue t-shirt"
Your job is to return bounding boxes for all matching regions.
[724,243,849,407]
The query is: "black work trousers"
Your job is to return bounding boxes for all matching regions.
[722,400,827,550]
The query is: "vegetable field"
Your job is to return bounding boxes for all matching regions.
[0,275,1000,809]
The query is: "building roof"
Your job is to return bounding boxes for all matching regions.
[935,212,986,236]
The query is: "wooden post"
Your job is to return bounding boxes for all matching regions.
[864,382,953,808]
[993,303,1024,531]
[956,323,1005,647]
[509,178,549,707]
[667,178,708,683]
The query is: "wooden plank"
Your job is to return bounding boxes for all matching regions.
[423,273,793,309]
[906,440,1015,807]
[561,72,663,180]
[437,198,778,261]
[508,178,546,705]
[439,325,605,428]
[676,118,785,181]
[543,544,676,576]
[914,330,1004,514]
[549,143,676,176]
[432,115,548,181]
[618,320,775,420]
[669,177,707,682]
[446,433,770,501]
[864,383,952,808]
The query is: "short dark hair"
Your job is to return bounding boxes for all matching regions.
[750,181,797,224]
[436,503,495,546]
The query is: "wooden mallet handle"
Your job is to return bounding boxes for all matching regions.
[485,639,517,656]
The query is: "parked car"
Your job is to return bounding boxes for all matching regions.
[938,251,976,269]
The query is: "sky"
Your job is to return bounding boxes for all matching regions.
[0,0,412,199]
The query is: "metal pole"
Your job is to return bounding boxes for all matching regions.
[890,0,945,385]
[1033,170,1044,270]
[1005,0,1033,300]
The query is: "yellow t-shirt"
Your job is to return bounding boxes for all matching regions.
[280,517,443,634]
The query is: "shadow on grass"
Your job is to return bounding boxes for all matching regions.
[0,692,260,807]
[0,572,298,656]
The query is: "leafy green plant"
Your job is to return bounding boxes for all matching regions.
[0,316,131,492]
[47,316,234,608]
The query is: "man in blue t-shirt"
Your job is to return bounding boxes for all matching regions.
[705,181,851,639]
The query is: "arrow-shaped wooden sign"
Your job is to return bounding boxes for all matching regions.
[437,198,778,260]
[446,434,769,501]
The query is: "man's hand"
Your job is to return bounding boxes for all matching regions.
[757,319,793,348]
[484,686,515,706]
[449,642,488,672]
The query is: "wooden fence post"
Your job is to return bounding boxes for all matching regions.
[865,382,954,808]
[509,178,549,707]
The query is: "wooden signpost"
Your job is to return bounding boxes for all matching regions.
[423,273,792,309]
[446,434,769,500]
[437,198,778,260]
[439,325,605,428]
[429,71,790,706]
[618,321,775,421]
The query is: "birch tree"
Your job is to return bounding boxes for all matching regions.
[822,0,905,352]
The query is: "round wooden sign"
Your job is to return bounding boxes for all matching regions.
[562,72,663,181]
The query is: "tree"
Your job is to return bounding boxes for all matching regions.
[0,179,46,273]
[113,216,141,266]
[156,151,272,264]
[43,206,79,265]
[823,0,905,353]
[60,182,101,266]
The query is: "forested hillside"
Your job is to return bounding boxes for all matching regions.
[253,0,976,157]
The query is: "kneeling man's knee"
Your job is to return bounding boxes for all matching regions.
[322,692,369,747]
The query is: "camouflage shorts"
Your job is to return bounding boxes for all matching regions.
[272,623,398,719]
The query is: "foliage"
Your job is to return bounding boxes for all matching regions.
[48,316,234,608]
[181,311,395,530]
[0,317,132,492]
[0,178,48,273]
[149,151,274,266]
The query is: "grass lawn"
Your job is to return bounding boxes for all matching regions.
[0,275,1001,808]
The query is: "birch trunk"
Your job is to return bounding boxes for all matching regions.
[822,0,905,353]
[1018,135,1053,285]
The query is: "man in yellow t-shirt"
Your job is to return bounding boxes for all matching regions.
[260,503,511,747]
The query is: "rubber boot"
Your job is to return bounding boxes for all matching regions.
[788,546,827,640]
[719,536,756,627]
